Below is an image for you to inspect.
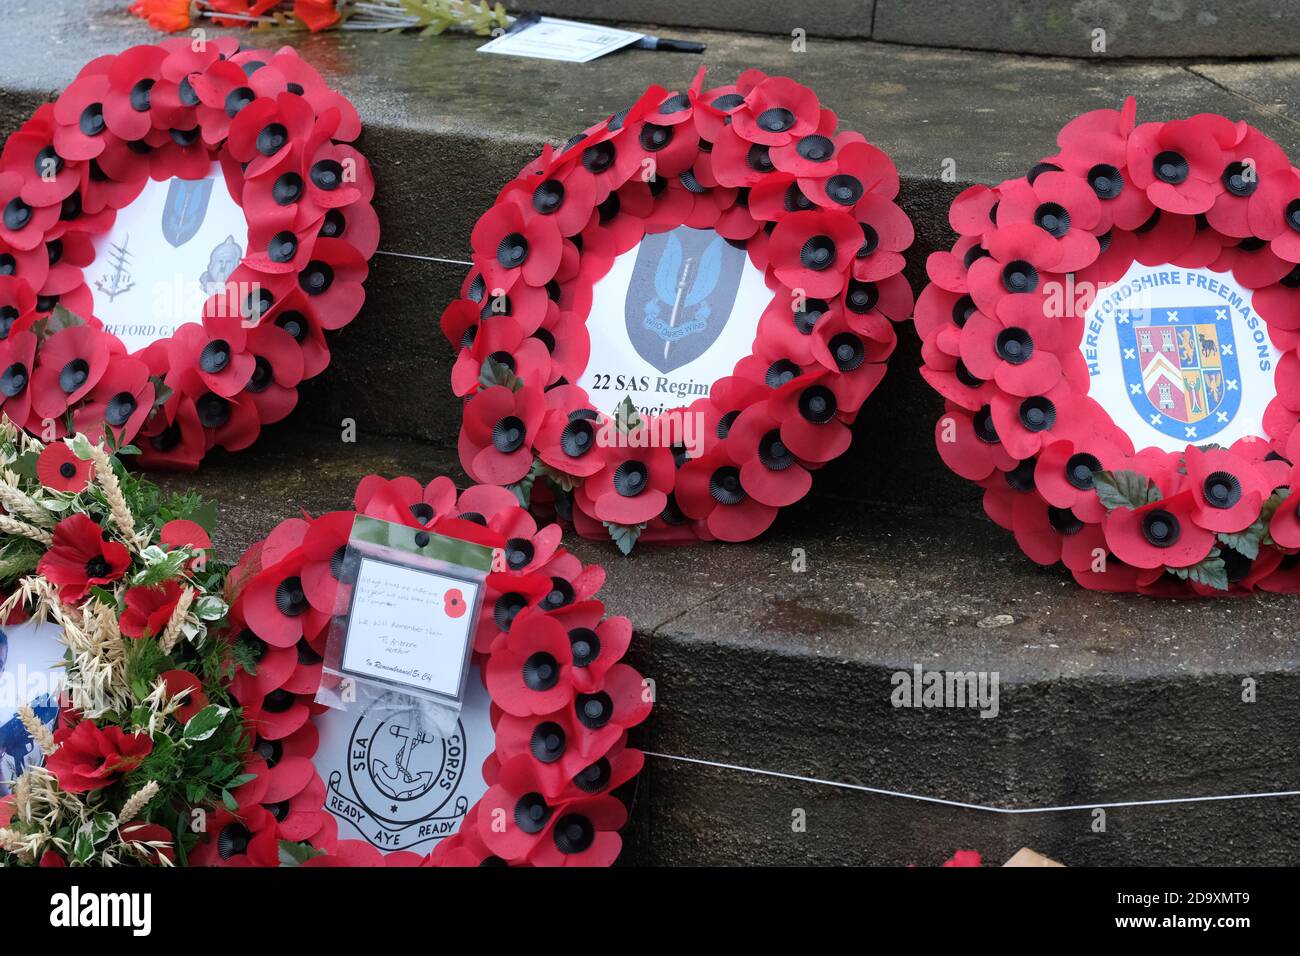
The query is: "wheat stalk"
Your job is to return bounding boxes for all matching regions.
[88,444,144,549]
[0,476,53,527]
[0,515,53,545]
[16,705,56,756]
[159,587,195,654]
[117,781,159,828]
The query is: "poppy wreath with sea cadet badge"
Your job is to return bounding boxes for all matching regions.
[0,39,376,470]
[203,473,651,866]
[917,97,1300,596]
[440,68,913,553]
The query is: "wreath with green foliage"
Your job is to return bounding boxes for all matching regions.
[0,417,246,866]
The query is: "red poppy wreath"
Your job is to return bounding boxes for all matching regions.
[439,68,913,553]
[0,39,376,469]
[205,474,650,866]
[917,97,1300,596]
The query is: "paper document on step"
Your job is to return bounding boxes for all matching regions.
[477,16,644,62]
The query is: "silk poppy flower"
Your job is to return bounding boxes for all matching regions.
[35,440,92,493]
[37,512,131,603]
[160,668,209,723]
[44,720,152,793]
[120,580,186,639]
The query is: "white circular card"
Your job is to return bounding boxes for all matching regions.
[312,665,492,855]
[577,225,769,417]
[1082,261,1280,453]
[88,163,248,353]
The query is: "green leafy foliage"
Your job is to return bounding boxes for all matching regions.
[605,520,647,556]
[1215,487,1291,558]
[1092,469,1162,511]
[506,458,542,508]
[479,355,523,393]
[280,840,328,865]
[1166,548,1229,591]
[614,396,641,434]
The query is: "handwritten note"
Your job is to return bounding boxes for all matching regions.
[339,557,480,699]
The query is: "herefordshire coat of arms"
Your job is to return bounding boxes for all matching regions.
[1117,305,1241,442]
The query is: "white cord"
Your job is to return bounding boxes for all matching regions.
[644,751,1300,814]
[375,250,473,267]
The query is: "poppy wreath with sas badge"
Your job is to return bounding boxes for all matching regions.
[440,68,913,553]
[917,97,1300,596]
[0,39,376,470]
[202,474,650,867]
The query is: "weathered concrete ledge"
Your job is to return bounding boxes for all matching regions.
[514,0,1300,60]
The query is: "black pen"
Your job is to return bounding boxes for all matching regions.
[505,11,541,34]
[633,35,706,54]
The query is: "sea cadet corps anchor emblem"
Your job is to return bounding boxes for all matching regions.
[1084,263,1278,451]
[326,692,473,852]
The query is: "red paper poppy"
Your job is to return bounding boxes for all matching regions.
[0,41,375,470]
[35,441,92,492]
[919,98,1300,596]
[442,69,912,551]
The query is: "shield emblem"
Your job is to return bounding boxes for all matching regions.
[161,177,215,248]
[624,226,747,374]
[1117,305,1241,442]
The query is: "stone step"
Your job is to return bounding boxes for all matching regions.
[7,7,1300,864]
[157,425,1300,865]
[5,3,1300,507]
[493,1,1300,59]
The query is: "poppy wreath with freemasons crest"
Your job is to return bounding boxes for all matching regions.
[440,68,913,553]
[916,97,1300,596]
[199,473,650,866]
[0,39,376,470]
